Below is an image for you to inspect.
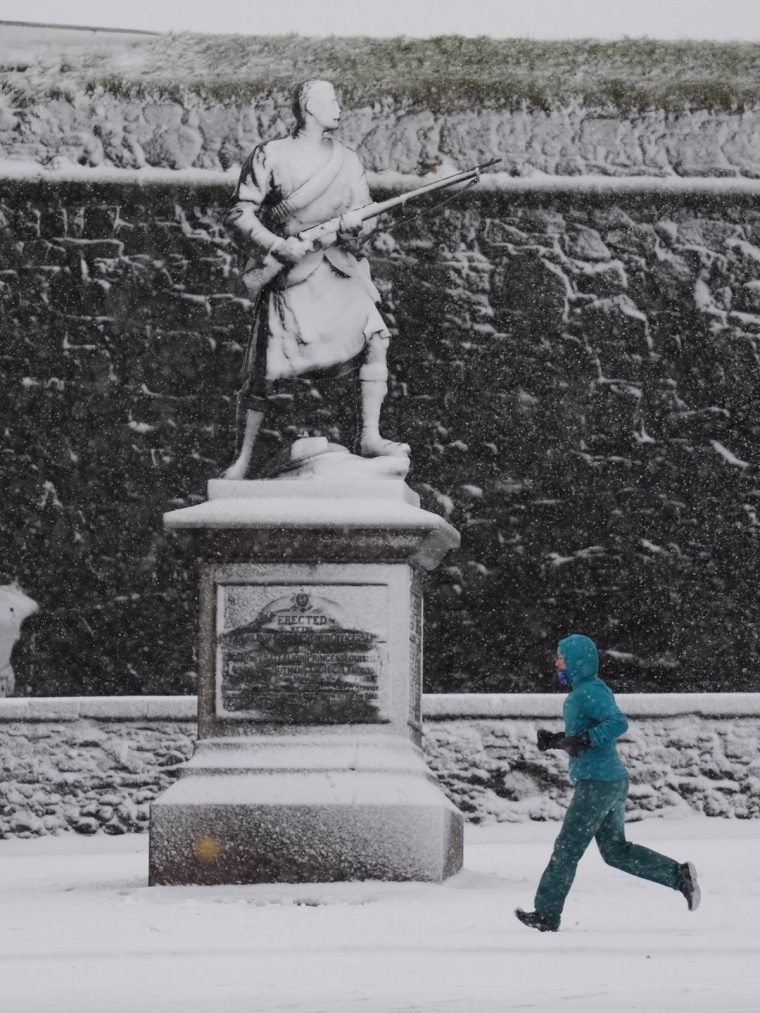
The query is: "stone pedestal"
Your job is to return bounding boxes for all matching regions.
[149,477,463,885]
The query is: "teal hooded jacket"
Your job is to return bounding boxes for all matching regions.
[559,634,629,783]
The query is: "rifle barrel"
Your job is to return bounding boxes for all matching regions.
[365,166,487,221]
[299,159,500,239]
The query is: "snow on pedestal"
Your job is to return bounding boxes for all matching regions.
[149,476,463,884]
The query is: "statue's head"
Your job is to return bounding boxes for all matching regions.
[292,80,341,131]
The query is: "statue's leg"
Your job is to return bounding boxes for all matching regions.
[221,408,265,480]
[358,332,410,458]
[221,378,269,480]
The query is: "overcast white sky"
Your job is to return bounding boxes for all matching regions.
[1,0,760,40]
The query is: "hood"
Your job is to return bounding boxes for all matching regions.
[558,634,599,687]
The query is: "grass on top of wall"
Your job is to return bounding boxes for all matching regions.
[4,33,760,111]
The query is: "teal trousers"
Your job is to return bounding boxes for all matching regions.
[534,778,681,928]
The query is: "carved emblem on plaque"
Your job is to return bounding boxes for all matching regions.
[217,587,384,724]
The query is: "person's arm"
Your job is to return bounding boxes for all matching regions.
[537,686,627,756]
[583,687,628,747]
[223,146,309,265]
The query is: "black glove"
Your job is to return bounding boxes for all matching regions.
[537,729,565,752]
[560,731,593,757]
[537,729,592,756]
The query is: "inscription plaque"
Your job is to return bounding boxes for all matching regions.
[216,584,386,724]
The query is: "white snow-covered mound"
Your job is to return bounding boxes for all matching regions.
[1,817,757,1013]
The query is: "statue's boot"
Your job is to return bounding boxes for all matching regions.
[358,377,410,458]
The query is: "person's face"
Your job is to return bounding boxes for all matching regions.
[555,651,569,688]
[305,83,341,130]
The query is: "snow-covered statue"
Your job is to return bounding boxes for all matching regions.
[0,584,38,696]
[221,79,407,479]
[221,79,494,480]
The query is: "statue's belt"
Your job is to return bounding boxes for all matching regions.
[267,143,346,226]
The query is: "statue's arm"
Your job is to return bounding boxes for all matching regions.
[223,146,283,259]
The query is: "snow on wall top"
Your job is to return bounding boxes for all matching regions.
[422,692,760,719]
[1,693,759,722]
[8,160,760,196]
[0,695,198,721]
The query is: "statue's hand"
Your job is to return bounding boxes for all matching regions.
[271,237,313,265]
[339,210,365,235]
[311,227,339,251]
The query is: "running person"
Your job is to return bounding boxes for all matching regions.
[515,633,700,932]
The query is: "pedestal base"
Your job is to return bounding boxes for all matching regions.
[149,736,462,884]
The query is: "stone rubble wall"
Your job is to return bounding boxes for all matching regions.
[0,719,194,837]
[4,176,760,696]
[1,695,757,838]
[1,175,759,696]
[424,716,760,824]
[5,92,760,178]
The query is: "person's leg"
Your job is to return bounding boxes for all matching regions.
[533,779,622,928]
[595,780,681,890]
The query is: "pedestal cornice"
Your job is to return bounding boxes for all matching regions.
[164,480,460,571]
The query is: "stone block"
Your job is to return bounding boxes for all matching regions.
[156,291,211,329]
[170,256,231,296]
[564,224,611,261]
[38,208,67,240]
[63,238,125,263]
[60,346,114,389]
[491,251,570,335]
[734,280,760,314]
[82,206,122,239]
[12,207,41,239]
[574,260,628,298]
[575,295,650,356]
[139,330,217,395]
[209,294,253,328]
[150,773,463,884]
[142,125,204,170]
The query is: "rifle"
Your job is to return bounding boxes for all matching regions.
[240,158,500,297]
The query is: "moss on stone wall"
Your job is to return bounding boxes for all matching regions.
[6,34,760,111]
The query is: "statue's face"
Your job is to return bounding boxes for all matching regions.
[304,82,341,130]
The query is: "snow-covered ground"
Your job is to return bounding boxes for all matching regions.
[2,817,758,1012]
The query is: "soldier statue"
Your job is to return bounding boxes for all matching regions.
[222,79,409,479]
